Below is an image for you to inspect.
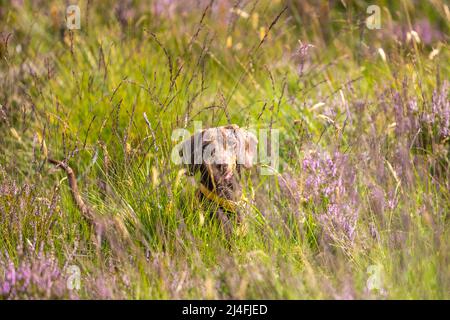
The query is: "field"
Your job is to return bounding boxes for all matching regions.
[0,0,449,299]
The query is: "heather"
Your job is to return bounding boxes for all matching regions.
[0,0,449,299]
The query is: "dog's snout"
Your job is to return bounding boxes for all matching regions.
[217,164,233,181]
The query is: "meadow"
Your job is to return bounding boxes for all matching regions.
[0,0,449,299]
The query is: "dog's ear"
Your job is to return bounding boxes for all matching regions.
[236,129,258,169]
[179,130,214,175]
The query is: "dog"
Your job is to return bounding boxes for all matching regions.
[178,124,258,237]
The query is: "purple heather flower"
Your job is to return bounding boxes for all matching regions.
[278,172,301,203]
[413,19,445,45]
[389,19,444,45]
[430,81,450,138]
[301,149,359,244]
[293,41,314,76]
[0,251,73,299]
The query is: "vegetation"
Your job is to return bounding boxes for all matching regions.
[0,0,449,299]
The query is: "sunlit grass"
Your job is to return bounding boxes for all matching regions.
[0,0,449,299]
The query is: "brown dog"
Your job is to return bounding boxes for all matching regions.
[179,124,258,237]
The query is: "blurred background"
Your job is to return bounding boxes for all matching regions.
[0,1,449,299]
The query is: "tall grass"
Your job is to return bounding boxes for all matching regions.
[0,0,449,299]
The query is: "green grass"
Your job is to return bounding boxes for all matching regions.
[0,0,449,299]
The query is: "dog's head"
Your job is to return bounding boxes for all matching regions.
[179,124,258,200]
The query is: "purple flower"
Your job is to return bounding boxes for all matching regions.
[389,19,444,45]
[301,149,359,244]
[293,41,314,76]
[430,81,450,138]
[278,172,301,203]
[0,248,75,299]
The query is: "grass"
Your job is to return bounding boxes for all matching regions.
[0,0,449,299]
